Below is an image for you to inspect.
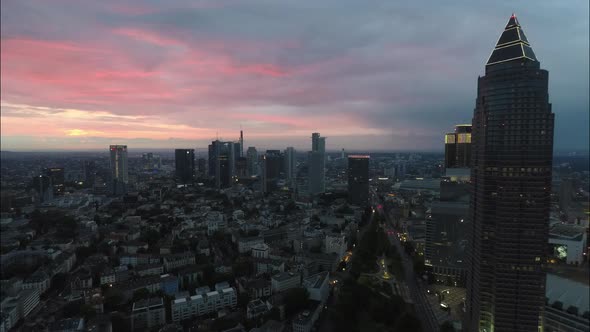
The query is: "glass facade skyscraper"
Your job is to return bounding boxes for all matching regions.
[347,155,370,206]
[465,15,555,332]
[175,149,195,184]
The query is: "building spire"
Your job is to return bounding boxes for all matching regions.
[486,14,537,66]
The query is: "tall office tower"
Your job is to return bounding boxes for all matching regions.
[209,140,236,188]
[262,150,283,192]
[425,178,470,285]
[240,130,244,157]
[465,15,554,332]
[558,178,572,211]
[217,155,231,188]
[347,155,370,206]
[83,161,96,187]
[209,140,236,185]
[246,147,258,176]
[341,149,345,159]
[109,145,129,195]
[44,167,65,195]
[444,124,472,169]
[308,133,326,195]
[235,157,248,178]
[33,175,53,203]
[284,147,296,185]
[175,149,195,184]
[312,133,321,152]
[197,158,207,177]
[142,153,153,170]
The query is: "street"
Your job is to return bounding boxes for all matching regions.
[374,198,439,332]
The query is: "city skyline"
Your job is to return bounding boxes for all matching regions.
[1,1,588,152]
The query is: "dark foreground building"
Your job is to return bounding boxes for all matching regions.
[347,155,370,206]
[465,14,555,332]
[175,149,195,184]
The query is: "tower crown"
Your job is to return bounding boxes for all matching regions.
[486,14,538,66]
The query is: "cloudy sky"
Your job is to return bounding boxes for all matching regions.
[1,0,588,152]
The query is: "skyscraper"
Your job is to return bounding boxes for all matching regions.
[465,15,554,332]
[262,150,282,192]
[444,124,472,169]
[44,167,65,195]
[33,175,53,203]
[347,155,370,206]
[308,133,326,195]
[240,130,244,157]
[109,145,128,195]
[284,147,296,186]
[246,147,258,176]
[175,149,195,184]
[209,140,235,187]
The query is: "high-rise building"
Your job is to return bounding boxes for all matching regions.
[309,133,326,195]
[197,158,207,177]
[246,147,258,177]
[44,167,65,195]
[444,124,472,169]
[142,153,154,170]
[347,155,370,206]
[109,145,128,195]
[175,149,195,184]
[262,150,282,192]
[235,157,248,178]
[209,140,235,188]
[465,15,554,332]
[558,178,573,211]
[240,130,244,157]
[33,175,53,203]
[425,179,470,285]
[83,161,96,187]
[284,147,296,185]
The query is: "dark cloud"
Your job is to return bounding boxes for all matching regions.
[1,0,588,151]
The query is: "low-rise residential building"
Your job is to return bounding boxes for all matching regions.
[120,254,161,267]
[246,298,269,319]
[545,273,589,332]
[160,274,179,296]
[171,282,237,322]
[50,317,85,332]
[548,223,587,265]
[237,236,265,254]
[163,252,196,272]
[112,275,161,300]
[251,243,270,259]
[324,233,346,261]
[207,212,227,236]
[136,263,165,277]
[255,258,285,275]
[22,270,51,294]
[271,272,301,293]
[121,241,148,254]
[292,302,321,332]
[302,271,330,304]
[237,277,272,299]
[131,297,166,331]
[0,289,40,331]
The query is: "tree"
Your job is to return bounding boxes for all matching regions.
[284,288,309,317]
[440,321,456,332]
[132,288,151,302]
[393,312,422,332]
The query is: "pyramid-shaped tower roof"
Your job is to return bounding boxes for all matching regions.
[486,14,538,66]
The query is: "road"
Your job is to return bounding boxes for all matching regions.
[374,194,439,332]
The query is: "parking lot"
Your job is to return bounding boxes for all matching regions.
[424,285,466,325]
